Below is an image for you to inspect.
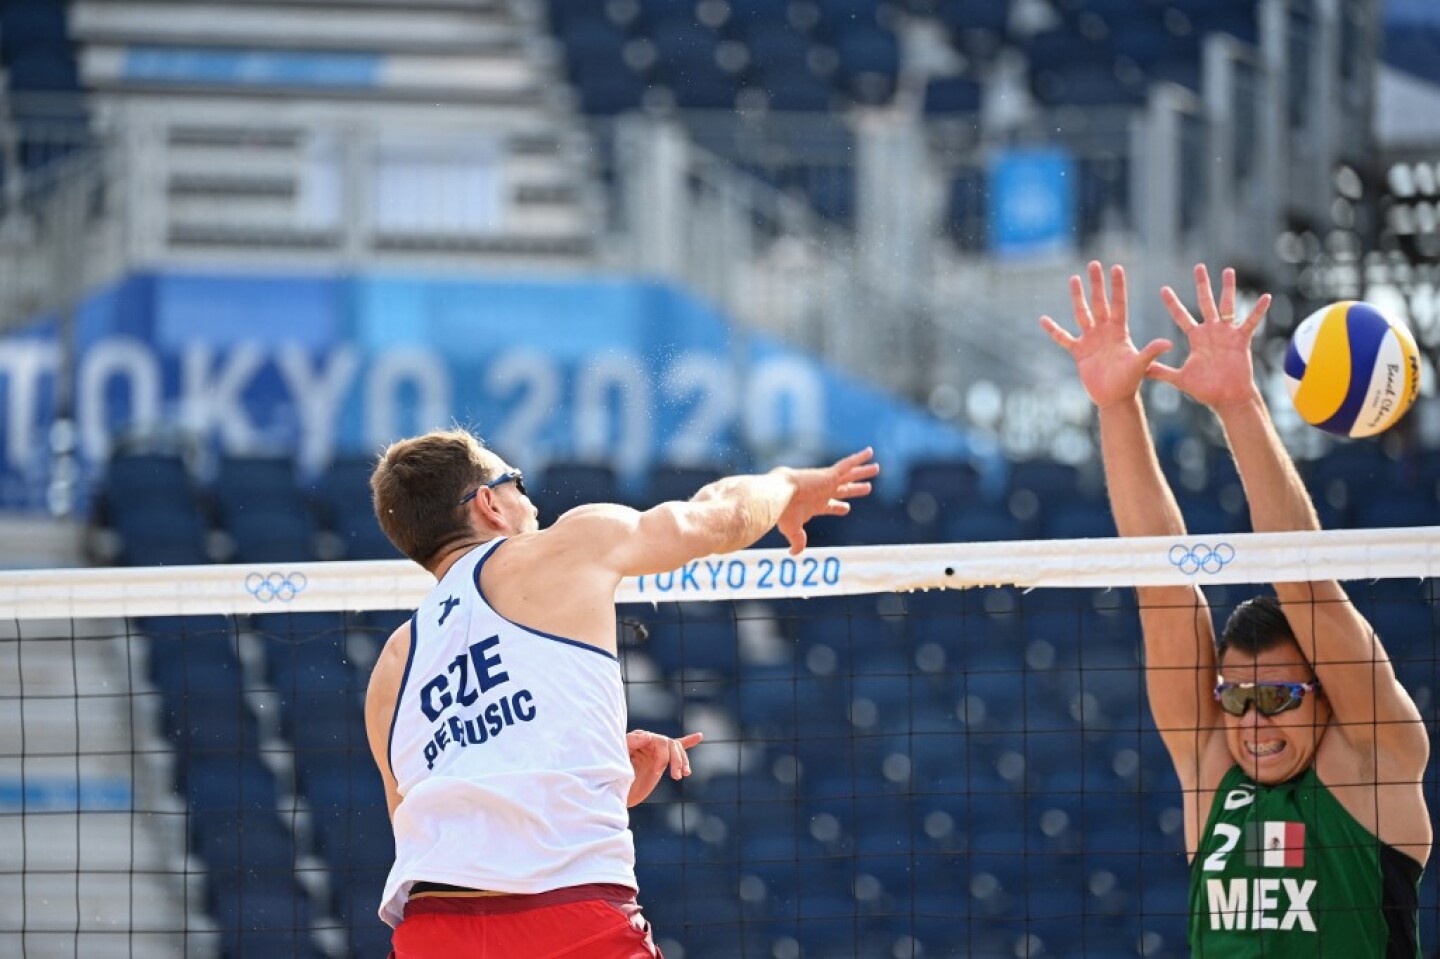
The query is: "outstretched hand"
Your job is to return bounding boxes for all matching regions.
[776,448,880,555]
[626,729,703,807]
[1151,265,1272,409]
[1039,261,1173,409]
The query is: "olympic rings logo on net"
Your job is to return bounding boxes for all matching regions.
[1167,543,1236,575]
[244,572,309,603]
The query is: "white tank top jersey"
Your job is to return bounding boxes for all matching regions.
[378,539,636,928]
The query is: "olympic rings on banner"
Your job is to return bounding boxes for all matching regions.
[1167,543,1235,575]
[244,571,309,603]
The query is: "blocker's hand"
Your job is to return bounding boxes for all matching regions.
[1150,264,1272,410]
[1040,261,1173,410]
[626,729,703,807]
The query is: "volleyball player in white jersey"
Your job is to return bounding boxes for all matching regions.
[365,429,879,958]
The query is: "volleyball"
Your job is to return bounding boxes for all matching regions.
[1283,301,1421,438]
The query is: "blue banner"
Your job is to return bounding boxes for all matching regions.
[0,272,982,511]
[987,147,1076,259]
[124,48,382,87]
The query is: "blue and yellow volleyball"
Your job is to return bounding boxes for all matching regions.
[1283,301,1420,438]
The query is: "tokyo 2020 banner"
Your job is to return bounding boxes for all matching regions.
[0,271,981,512]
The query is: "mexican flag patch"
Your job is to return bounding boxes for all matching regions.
[1246,820,1306,868]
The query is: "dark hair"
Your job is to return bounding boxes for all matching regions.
[1217,594,1299,659]
[370,428,493,567]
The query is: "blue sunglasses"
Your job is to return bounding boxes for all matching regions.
[458,469,527,507]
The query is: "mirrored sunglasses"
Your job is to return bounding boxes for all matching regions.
[1213,681,1319,717]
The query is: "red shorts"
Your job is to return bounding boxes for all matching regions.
[389,883,663,959]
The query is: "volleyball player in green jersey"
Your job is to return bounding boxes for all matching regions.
[1042,262,1431,956]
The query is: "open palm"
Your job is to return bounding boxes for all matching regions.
[1040,262,1172,409]
[1150,265,1272,409]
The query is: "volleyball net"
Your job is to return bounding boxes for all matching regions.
[1,528,1437,959]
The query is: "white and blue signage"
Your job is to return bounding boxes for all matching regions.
[0,272,981,511]
[987,147,1076,259]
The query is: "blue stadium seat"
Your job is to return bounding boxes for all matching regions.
[256,612,355,690]
[315,456,398,558]
[560,17,629,62]
[637,0,701,26]
[759,68,836,111]
[1007,458,1080,498]
[817,0,884,32]
[826,501,915,546]
[737,666,839,736]
[576,65,649,113]
[145,619,242,693]
[342,885,395,957]
[1175,489,1244,534]
[150,633,243,694]
[744,23,812,74]
[297,753,385,810]
[185,753,281,813]
[546,0,609,31]
[316,455,373,517]
[104,451,193,509]
[1034,61,1147,106]
[319,808,393,932]
[228,506,320,563]
[728,0,792,28]
[116,502,210,566]
[0,0,70,55]
[287,702,363,761]
[5,52,79,97]
[536,461,620,517]
[1107,17,1184,62]
[1077,152,1132,239]
[668,62,740,110]
[645,463,723,505]
[1173,0,1257,43]
[834,26,900,103]
[923,75,982,115]
[1022,27,1101,68]
[209,876,319,959]
[641,604,740,677]
[938,0,1011,36]
[330,506,399,559]
[1043,499,1117,539]
[792,164,855,223]
[1109,18,1203,86]
[1063,0,1149,18]
[1352,488,1438,528]
[216,455,300,513]
[163,687,260,761]
[194,810,297,877]
[941,508,1021,543]
[943,166,988,251]
[651,17,720,66]
[642,860,744,927]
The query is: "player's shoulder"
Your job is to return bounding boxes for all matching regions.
[538,502,644,543]
[367,617,414,696]
[380,617,413,662]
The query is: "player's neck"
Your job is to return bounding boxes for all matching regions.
[428,536,497,580]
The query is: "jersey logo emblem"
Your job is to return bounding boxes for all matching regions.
[1245,820,1306,868]
[438,595,460,625]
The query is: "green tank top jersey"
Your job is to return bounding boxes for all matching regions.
[1188,764,1423,957]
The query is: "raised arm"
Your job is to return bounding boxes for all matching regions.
[1041,262,1223,793]
[543,449,879,579]
[1151,266,1427,776]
